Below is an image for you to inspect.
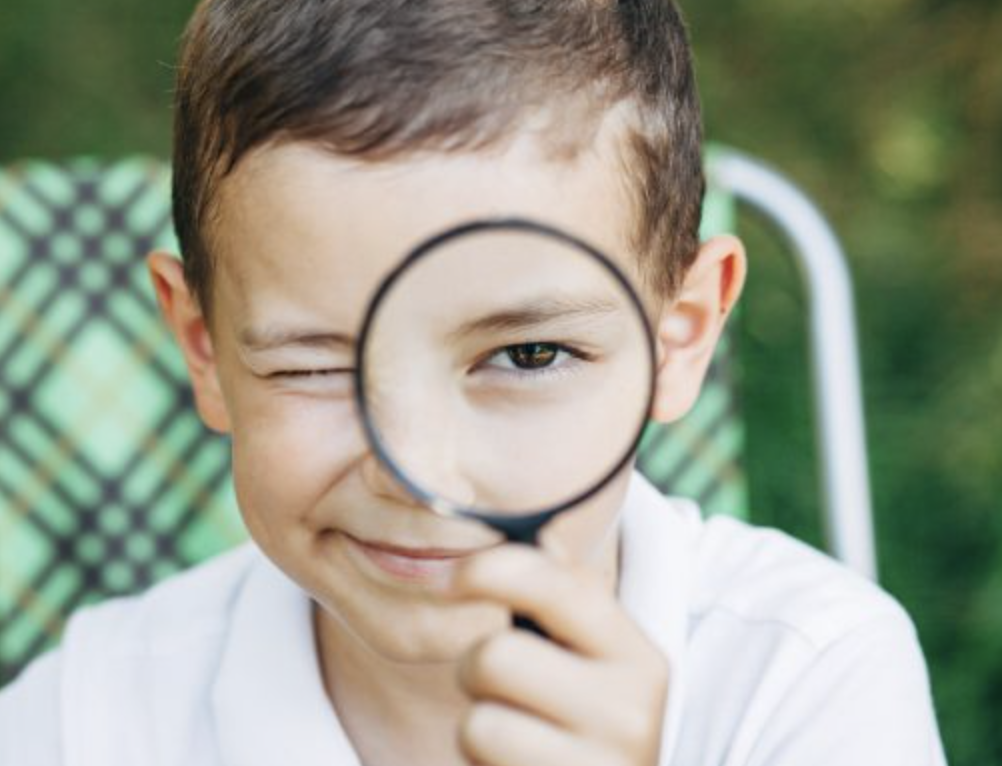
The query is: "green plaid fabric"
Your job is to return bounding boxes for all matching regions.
[0,157,746,686]
[0,159,245,685]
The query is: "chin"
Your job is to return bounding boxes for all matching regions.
[332,596,508,665]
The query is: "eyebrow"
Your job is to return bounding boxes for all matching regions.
[448,296,622,341]
[238,326,355,352]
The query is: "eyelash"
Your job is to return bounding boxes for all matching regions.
[270,368,352,379]
[474,342,593,379]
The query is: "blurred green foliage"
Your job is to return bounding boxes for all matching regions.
[687,1,1002,762]
[1,0,999,762]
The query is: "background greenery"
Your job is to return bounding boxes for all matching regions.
[686,3,1002,763]
[1,0,999,762]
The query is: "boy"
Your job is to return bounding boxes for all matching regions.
[0,1,947,764]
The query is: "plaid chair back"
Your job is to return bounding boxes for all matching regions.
[0,158,745,685]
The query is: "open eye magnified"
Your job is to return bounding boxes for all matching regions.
[354,218,657,550]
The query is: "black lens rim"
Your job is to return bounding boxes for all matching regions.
[354,217,657,528]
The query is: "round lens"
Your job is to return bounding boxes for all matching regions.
[356,219,655,524]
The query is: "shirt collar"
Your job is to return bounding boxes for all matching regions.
[211,555,360,766]
[618,471,697,764]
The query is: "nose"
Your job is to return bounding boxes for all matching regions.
[360,390,477,511]
[360,451,425,509]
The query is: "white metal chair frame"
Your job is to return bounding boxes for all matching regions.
[708,148,878,581]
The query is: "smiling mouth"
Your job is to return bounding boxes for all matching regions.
[342,534,490,582]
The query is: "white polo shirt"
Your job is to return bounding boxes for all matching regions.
[0,473,948,765]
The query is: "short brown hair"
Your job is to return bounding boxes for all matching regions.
[173,0,704,318]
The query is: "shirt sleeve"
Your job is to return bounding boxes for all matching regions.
[0,650,65,765]
[745,610,948,766]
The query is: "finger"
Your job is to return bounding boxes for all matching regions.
[459,629,598,728]
[451,544,654,660]
[459,701,622,766]
[459,628,668,739]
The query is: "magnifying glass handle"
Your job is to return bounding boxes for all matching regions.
[473,514,556,638]
[495,522,550,637]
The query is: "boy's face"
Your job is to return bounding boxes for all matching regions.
[150,122,744,663]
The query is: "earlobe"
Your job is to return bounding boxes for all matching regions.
[146,252,232,434]
[649,235,747,423]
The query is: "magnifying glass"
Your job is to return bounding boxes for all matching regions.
[355,218,656,631]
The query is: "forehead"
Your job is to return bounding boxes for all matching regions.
[211,125,636,337]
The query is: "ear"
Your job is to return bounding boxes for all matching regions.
[650,234,747,423]
[146,252,232,434]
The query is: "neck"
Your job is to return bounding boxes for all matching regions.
[313,608,471,766]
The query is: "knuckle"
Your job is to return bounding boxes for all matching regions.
[467,633,517,691]
[459,702,504,757]
[543,566,600,617]
[617,707,655,750]
[603,667,668,748]
[623,643,670,690]
[571,561,607,590]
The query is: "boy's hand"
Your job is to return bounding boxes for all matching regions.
[450,545,669,766]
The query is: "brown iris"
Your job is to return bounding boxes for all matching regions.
[506,343,559,369]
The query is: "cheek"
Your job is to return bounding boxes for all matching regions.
[228,393,365,545]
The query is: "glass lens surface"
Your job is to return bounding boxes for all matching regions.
[358,225,654,516]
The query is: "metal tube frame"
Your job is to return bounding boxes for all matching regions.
[708,148,878,580]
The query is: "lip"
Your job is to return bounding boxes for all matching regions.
[343,534,488,583]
